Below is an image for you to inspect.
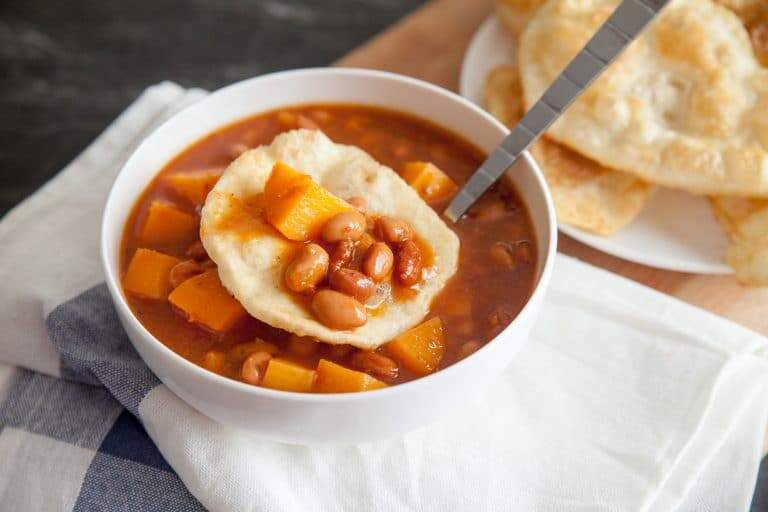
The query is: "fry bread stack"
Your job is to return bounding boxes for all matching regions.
[487,0,768,283]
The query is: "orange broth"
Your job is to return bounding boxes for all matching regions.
[120,105,537,388]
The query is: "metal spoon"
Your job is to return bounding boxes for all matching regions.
[444,0,672,223]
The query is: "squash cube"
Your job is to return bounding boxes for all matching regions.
[401,161,458,203]
[385,317,445,376]
[263,162,352,241]
[140,201,198,246]
[168,269,247,333]
[167,170,223,205]
[261,358,316,392]
[314,359,387,393]
[123,248,181,300]
[264,161,305,197]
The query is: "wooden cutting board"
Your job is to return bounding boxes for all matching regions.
[336,0,768,337]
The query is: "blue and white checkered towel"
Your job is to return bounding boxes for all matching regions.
[1,82,768,512]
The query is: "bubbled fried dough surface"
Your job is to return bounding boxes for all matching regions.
[519,0,768,196]
[495,0,546,37]
[484,65,651,235]
[710,196,768,285]
[713,0,768,66]
[200,130,459,350]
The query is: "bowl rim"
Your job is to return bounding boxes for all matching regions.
[100,67,558,403]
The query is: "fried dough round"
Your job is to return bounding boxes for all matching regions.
[519,0,768,196]
[485,64,650,236]
[200,129,460,349]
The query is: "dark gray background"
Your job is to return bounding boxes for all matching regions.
[0,0,423,216]
[1,0,766,509]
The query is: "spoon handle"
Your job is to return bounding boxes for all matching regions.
[444,0,672,222]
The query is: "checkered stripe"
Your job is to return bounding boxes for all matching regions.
[0,285,204,511]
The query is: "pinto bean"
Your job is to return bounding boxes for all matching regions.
[348,197,375,230]
[241,351,272,385]
[362,242,394,282]
[329,239,355,273]
[330,268,375,302]
[186,240,208,260]
[351,351,399,381]
[312,290,367,329]
[375,216,413,243]
[356,232,375,256]
[322,211,366,242]
[296,114,320,130]
[347,196,376,232]
[284,243,329,293]
[396,240,422,286]
[169,259,204,288]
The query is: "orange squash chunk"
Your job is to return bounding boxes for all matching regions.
[385,317,445,376]
[264,161,304,198]
[167,170,223,205]
[261,358,316,392]
[140,201,198,246]
[401,161,458,203]
[168,269,247,333]
[314,359,387,393]
[263,162,352,241]
[123,248,181,300]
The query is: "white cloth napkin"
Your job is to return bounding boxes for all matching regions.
[1,81,767,512]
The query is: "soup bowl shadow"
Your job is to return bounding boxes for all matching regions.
[101,68,557,445]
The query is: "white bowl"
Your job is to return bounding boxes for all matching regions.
[101,68,557,445]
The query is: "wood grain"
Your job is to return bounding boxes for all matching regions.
[336,0,768,336]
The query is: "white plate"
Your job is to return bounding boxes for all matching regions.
[460,17,731,275]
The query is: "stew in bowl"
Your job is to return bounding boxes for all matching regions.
[101,69,556,443]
